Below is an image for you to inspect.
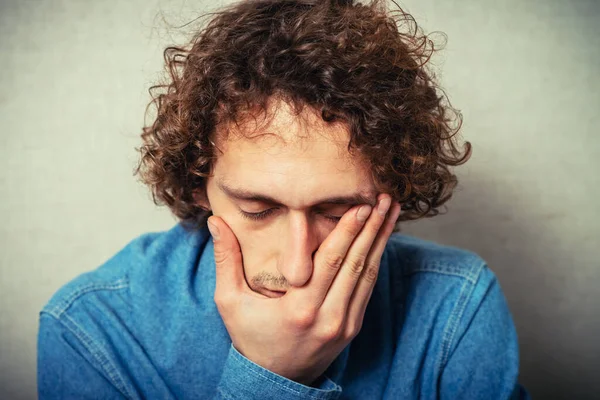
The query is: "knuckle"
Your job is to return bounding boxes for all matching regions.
[346,254,366,276]
[213,291,224,305]
[323,252,345,271]
[213,291,234,309]
[319,321,344,341]
[362,260,380,283]
[345,321,363,340]
[214,247,242,267]
[290,308,317,329]
[213,249,230,265]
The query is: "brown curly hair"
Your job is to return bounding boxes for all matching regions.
[134,0,471,232]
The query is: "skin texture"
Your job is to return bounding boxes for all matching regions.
[198,99,402,385]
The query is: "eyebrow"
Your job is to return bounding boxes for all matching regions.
[217,179,377,208]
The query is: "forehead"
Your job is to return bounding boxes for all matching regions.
[212,100,376,207]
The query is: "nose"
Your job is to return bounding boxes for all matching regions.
[278,213,320,288]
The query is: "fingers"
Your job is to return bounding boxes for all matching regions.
[299,202,372,307]
[346,201,401,333]
[321,193,392,313]
[207,216,246,301]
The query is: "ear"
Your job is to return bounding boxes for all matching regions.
[192,188,211,212]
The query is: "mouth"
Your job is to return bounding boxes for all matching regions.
[258,288,286,298]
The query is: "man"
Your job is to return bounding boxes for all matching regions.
[38,0,529,398]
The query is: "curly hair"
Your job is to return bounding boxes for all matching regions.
[134,0,471,232]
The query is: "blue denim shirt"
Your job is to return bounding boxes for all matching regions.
[37,223,529,399]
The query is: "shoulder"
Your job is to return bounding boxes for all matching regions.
[383,232,503,327]
[384,232,512,354]
[382,234,519,384]
[37,223,212,398]
[385,232,487,285]
[40,223,207,319]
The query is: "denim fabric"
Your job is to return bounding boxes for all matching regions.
[38,223,530,399]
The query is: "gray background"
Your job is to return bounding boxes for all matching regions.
[1,0,598,398]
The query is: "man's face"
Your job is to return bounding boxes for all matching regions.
[202,100,378,298]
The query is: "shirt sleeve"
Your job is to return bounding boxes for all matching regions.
[37,312,126,400]
[214,344,343,400]
[438,266,531,400]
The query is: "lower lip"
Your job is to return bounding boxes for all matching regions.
[262,289,286,298]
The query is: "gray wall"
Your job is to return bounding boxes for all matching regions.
[1,0,598,398]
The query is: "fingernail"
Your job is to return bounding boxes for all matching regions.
[356,205,372,222]
[207,219,220,240]
[378,197,391,216]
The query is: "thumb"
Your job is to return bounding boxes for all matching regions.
[207,216,245,293]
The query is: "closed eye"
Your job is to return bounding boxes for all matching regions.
[239,208,342,223]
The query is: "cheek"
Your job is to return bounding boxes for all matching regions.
[236,227,272,253]
[236,230,276,275]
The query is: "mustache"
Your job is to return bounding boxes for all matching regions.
[250,271,289,290]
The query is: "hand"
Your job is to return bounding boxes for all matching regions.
[207,194,401,386]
